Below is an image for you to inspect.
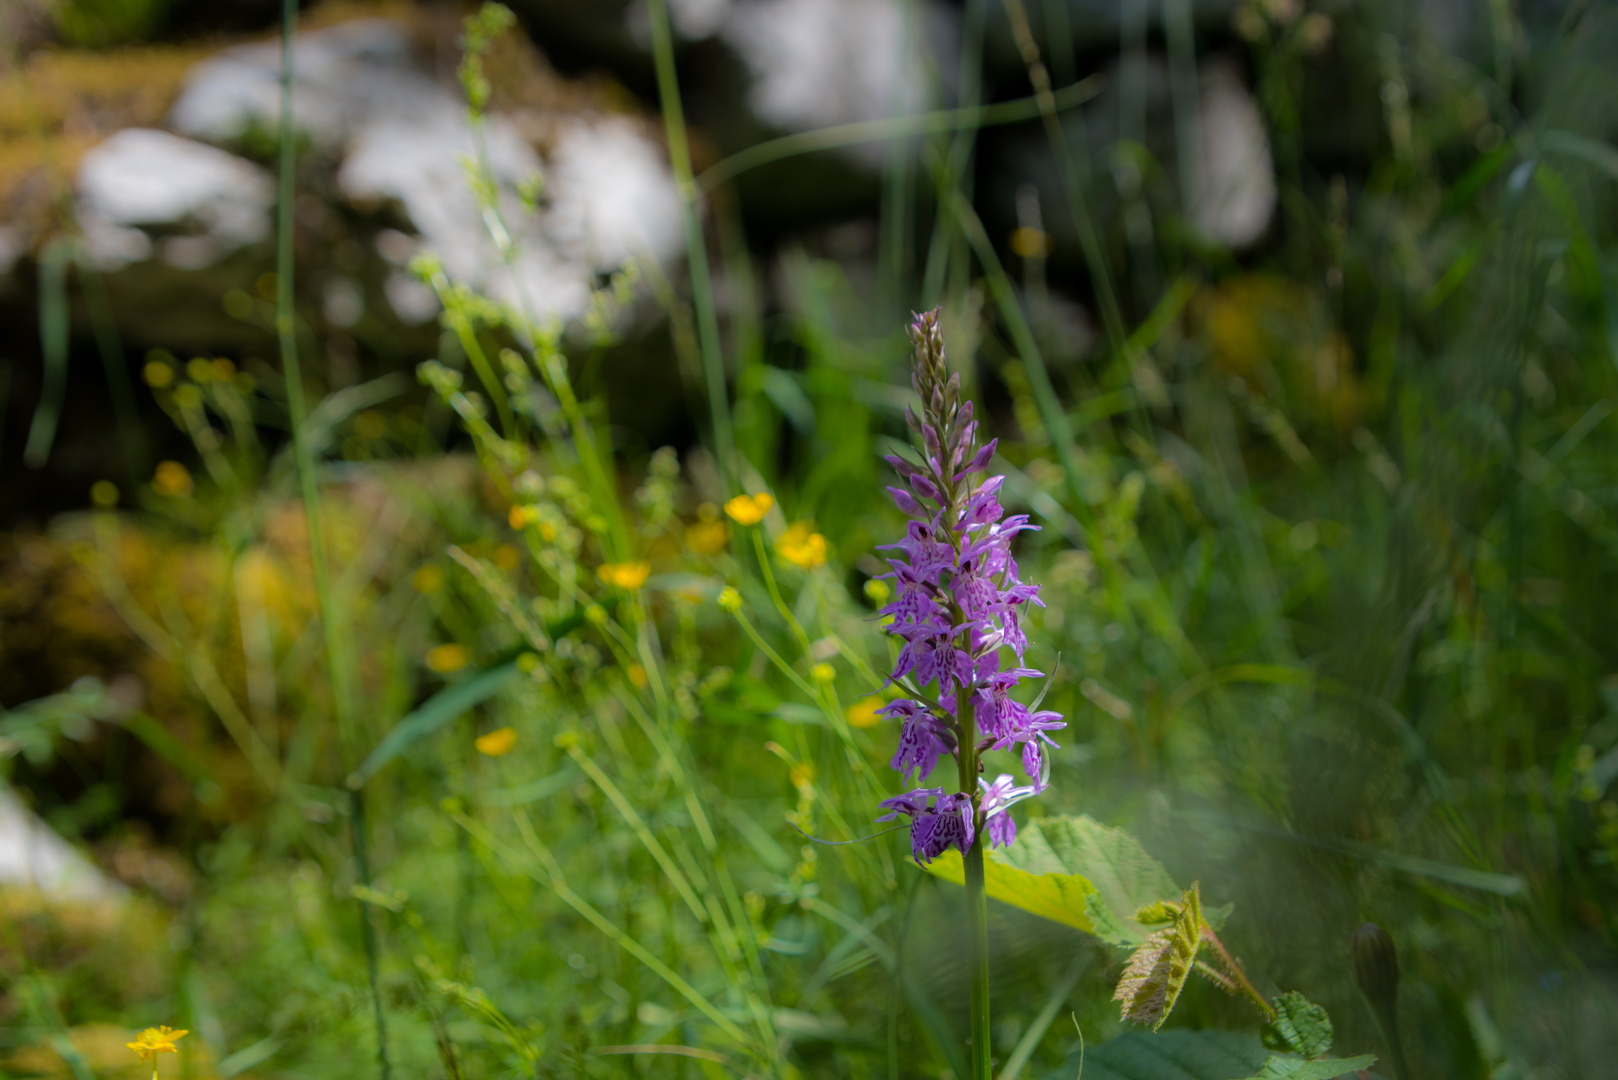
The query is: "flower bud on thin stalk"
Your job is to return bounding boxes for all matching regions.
[872,309,1066,1077]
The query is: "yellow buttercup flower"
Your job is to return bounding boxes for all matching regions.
[845,697,884,728]
[685,517,730,555]
[426,643,469,673]
[597,561,651,590]
[128,1026,187,1066]
[153,460,193,498]
[811,662,836,684]
[718,586,743,612]
[777,522,828,569]
[724,492,774,525]
[475,727,517,756]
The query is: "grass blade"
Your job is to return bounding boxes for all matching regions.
[348,661,520,789]
[23,237,72,469]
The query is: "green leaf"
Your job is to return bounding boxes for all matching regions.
[923,815,1184,942]
[1114,883,1203,1030]
[1045,1030,1269,1080]
[349,661,520,788]
[1241,1054,1376,1079]
[925,827,1100,933]
[1263,992,1334,1058]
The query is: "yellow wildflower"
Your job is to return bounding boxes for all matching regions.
[475,727,517,757]
[412,565,445,593]
[627,663,648,688]
[718,586,743,612]
[845,697,884,728]
[724,492,774,525]
[1010,226,1052,258]
[127,1026,187,1064]
[863,578,891,604]
[153,461,193,498]
[426,643,469,673]
[685,518,730,555]
[509,504,538,529]
[597,561,651,590]
[810,662,836,684]
[777,522,828,569]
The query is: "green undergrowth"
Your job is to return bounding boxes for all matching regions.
[4,1,1618,1078]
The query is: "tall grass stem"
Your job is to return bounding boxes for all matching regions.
[276,2,390,1074]
[647,0,736,492]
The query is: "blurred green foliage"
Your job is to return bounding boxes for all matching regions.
[51,0,174,49]
[4,0,1618,1078]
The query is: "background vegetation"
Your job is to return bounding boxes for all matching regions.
[2,0,1617,1077]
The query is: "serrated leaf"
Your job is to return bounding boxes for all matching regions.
[1114,883,1203,1029]
[923,815,1184,942]
[1241,1053,1376,1079]
[1134,900,1181,925]
[1045,1030,1270,1080]
[1263,992,1334,1058]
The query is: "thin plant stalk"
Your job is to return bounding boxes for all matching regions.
[958,686,991,1078]
[998,0,1128,354]
[275,2,390,1075]
[921,0,988,306]
[646,0,736,492]
[22,238,71,469]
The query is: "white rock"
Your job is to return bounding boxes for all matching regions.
[1190,61,1276,249]
[76,128,274,271]
[168,15,682,326]
[545,116,684,271]
[721,0,958,163]
[384,270,440,325]
[0,785,125,902]
[670,0,734,38]
[337,105,543,285]
[169,18,440,150]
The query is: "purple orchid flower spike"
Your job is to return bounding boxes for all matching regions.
[872,308,1066,865]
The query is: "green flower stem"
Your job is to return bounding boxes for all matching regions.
[960,687,992,1079]
[1368,999,1411,1080]
[935,409,993,1080]
[1199,925,1278,1023]
[751,528,814,656]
